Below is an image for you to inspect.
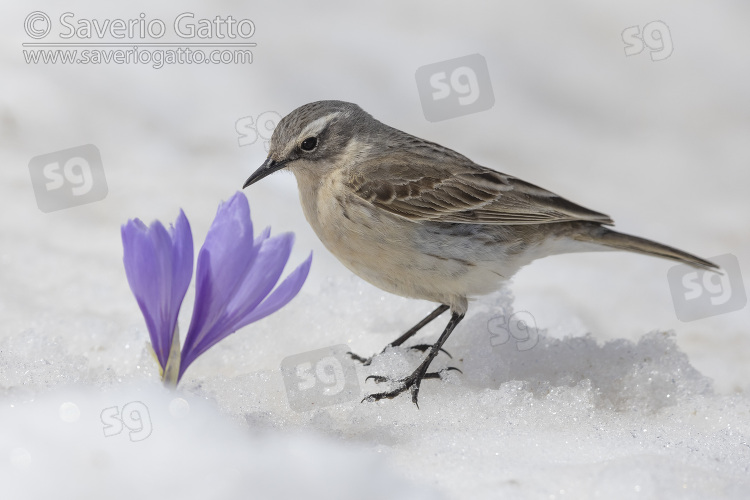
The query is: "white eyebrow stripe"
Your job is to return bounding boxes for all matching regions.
[298,112,343,140]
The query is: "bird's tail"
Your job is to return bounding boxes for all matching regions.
[572,224,719,271]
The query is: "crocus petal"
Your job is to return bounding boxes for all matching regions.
[180,192,258,376]
[239,251,312,325]
[183,193,258,349]
[256,226,271,244]
[122,210,193,369]
[195,233,294,350]
[184,233,293,361]
[194,192,257,320]
[178,193,311,381]
[170,211,194,319]
[225,232,295,322]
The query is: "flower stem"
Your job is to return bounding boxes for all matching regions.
[162,324,181,387]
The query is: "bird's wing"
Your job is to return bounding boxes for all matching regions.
[346,157,614,225]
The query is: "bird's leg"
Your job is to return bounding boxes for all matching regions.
[347,304,450,365]
[363,311,465,408]
[387,304,450,348]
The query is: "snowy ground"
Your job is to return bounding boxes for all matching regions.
[2,1,749,499]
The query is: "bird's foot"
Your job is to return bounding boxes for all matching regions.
[362,367,461,407]
[347,344,451,367]
[346,351,373,366]
[408,344,453,359]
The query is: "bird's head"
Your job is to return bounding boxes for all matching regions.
[243,100,373,188]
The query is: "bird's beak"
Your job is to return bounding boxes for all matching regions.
[242,157,289,188]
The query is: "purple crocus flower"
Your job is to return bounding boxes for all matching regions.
[121,192,312,385]
[121,211,193,373]
[178,193,312,381]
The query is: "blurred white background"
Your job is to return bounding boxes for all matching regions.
[1,1,749,498]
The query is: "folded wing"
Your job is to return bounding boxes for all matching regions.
[347,157,613,226]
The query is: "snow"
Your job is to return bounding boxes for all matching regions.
[2,1,749,499]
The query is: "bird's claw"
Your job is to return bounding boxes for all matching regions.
[362,375,418,405]
[362,367,462,407]
[346,351,372,366]
[408,344,453,359]
[421,366,462,379]
[348,344,452,367]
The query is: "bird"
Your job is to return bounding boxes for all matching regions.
[242,100,717,407]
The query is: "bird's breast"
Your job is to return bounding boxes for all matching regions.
[293,170,507,312]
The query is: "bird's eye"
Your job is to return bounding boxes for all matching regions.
[300,137,318,151]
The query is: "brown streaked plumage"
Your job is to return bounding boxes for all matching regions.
[243,100,718,407]
[348,159,615,225]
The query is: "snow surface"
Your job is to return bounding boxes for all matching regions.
[2,1,749,499]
